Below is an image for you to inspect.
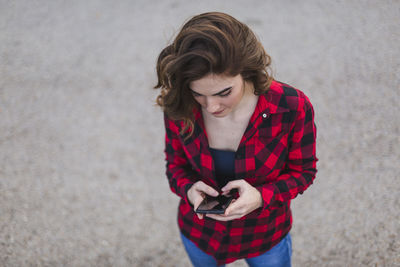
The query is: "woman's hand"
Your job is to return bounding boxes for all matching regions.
[187,181,219,219]
[206,179,263,221]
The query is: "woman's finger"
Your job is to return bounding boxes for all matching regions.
[192,193,205,219]
[197,181,219,197]
[224,198,244,216]
[193,195,204,209]
[221,179,244,193]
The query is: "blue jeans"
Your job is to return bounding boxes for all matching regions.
[180,232,292,267]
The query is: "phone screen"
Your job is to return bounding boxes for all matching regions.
[196,195,233,214]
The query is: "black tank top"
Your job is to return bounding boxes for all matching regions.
[209,147,235,188]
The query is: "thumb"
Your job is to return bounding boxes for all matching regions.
[197,182,219,197]
[222,180,243,194]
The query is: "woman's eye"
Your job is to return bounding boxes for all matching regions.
[219,90,231,97]
[192,92,201,97]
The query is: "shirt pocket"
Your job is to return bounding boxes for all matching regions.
[253,128,289,180]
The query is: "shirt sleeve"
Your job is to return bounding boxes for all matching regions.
[257,96,318,210]
[164,114,196,205]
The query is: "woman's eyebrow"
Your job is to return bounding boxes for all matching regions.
[190,86,232,96]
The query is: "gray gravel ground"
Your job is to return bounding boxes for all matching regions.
[1,0,399,266]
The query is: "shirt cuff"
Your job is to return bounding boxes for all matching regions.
[256,183,277,211]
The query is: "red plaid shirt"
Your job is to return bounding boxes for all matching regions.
[163,80,317,264]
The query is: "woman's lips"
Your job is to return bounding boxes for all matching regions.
[212,109,225,115]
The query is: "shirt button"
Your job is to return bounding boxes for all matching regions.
[262,113,269,119]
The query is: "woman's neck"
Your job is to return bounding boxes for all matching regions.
[227,81,258,122]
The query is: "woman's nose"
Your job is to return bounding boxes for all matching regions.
[205,97,219,113]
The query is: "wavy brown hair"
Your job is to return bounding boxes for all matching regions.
[154,12,273,136]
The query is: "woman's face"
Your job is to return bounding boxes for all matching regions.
[189,73,247,118]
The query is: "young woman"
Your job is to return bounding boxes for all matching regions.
[154,12,317,267]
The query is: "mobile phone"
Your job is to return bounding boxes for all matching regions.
[195,195,234,214]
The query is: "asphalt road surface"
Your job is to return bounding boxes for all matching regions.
[1,1,399,266]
